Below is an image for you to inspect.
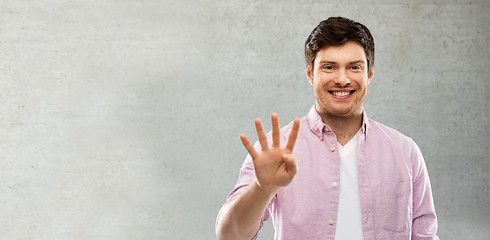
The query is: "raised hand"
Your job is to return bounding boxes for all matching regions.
[240,113,301,193]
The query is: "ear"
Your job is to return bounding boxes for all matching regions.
[306,65,314,86]
[367,66,374,84]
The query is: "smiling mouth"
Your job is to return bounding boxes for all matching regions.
[329,90,355,96]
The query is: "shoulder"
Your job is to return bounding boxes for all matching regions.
[279,115,311,138]
[366,118,417,148]
[366,118,426,174]
[366,118,424,164]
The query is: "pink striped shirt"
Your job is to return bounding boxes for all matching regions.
[226,106,438,239]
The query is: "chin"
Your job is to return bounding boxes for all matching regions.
[316,101,361,118]
[326,106,360,118]
[330,111,353,117]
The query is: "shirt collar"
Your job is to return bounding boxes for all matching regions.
[306,105,369,140]
[360,109,369,140]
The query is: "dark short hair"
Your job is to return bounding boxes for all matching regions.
[305,17,375,74]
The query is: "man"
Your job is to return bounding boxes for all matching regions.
[216,17,439,240]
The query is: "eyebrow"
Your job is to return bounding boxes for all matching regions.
[318,60,366,65]
[349,60,366,65]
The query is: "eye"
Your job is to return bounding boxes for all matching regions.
[323,65,335,71]
[350,65,362,71]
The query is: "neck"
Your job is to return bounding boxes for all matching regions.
[318,110,363,146]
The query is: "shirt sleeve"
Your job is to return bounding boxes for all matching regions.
[410,141,439,239]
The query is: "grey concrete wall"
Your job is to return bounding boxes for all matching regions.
[0,0,488,239]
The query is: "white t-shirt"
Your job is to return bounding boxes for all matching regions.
[334,131,364,240]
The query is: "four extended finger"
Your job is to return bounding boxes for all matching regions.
[255,118,269,151]
[271,113,280,148]
[285,118,300,151]
[240,134,259,159]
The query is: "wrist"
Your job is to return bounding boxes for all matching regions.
[251,179,280,198]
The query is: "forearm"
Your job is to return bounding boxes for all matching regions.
[216,180,278,240]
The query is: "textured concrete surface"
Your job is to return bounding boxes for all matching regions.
[0,0,488,239]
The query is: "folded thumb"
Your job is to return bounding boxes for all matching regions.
[282,153,298,174]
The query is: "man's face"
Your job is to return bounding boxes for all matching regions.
[306,41,374,118]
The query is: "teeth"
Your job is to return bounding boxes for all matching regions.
[332,91,351,96]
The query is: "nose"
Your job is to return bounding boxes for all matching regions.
[334,69,351,86]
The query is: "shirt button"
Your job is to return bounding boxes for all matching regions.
[330,146,335,152]
[329,219,335,225]
[332,182,338,187]
[318,132,322,137]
